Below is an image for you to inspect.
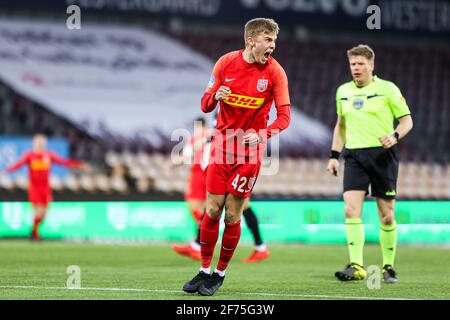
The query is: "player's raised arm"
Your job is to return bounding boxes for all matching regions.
[201,56,227,113]
[6,152,31,172]
[266,64,291,139]
[49,152,84,168]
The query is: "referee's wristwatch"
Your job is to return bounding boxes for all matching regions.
[393,131,400,142]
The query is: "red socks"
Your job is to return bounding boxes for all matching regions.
[200,215,242,272]
[191,209,204,224]
[200,214,221,268]
[217,220,241,272]
[31,216,43,238]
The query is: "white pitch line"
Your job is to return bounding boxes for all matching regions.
[226,291,416,300]
[0,285,416,300]
[0,285,179,294]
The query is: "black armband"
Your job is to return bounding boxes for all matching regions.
[329,150,341,160]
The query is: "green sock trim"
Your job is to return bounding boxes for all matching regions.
[346,218,362,225]
[380,223,397,232]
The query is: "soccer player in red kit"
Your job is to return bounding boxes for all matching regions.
[173,118,270,263]
[172,118,211,260]
[6,134,87,240]
[184,119,212,221]
[182,18,291,296]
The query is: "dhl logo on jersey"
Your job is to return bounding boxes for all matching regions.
[30,159,50,171]
[225,94,265,109]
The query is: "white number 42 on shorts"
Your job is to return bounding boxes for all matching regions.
[231,174,256,193]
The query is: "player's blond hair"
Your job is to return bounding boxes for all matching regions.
[32,133,47,151]
[347,44,375,62]
[244,18,279,46]
[33,133,47,143]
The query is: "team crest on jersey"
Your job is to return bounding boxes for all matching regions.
[256,79,268,92]
[353,98,364,110]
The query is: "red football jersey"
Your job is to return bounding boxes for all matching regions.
[201,49,291,158]
[7,151,82,189]
[184,128,214,172]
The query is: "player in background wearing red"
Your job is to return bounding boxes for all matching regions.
[182,18,290,296]
[172,118,211,260]
[240,200,270,262]
[6,134,88,240]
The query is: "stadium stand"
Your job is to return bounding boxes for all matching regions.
[1,150,449,200]
[168,32,450,164]
[0,21,449,200]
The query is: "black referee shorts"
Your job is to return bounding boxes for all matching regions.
[343,146,399,199]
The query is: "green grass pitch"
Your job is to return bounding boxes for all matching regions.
[0,240,449,300]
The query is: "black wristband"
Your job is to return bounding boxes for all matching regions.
[329,150,341,160]
[393,131,400,141]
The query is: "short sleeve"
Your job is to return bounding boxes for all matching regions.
[336,86,343,116]
[204,55,225,95]
[272,64,290,107]
[387,83,411,119]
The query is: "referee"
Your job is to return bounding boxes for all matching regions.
[327,44,413,284]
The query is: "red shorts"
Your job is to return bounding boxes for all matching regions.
[206,160,261,199]
[29,187,52,207]
[185,167,207,201]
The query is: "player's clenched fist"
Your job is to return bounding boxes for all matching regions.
[379,134,397,149]
[214,86,231,101]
